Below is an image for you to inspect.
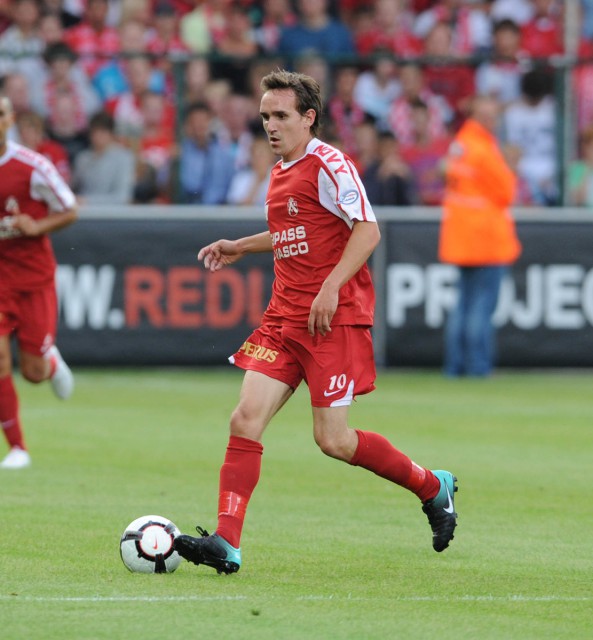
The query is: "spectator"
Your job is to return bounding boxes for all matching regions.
[217,93,259,171]
[40,0,81,29]
[39,11,67,48]
[119,0,152,27]
[326,64,366,159]
[338,0,376,29]
[212,3,258,92]
[30,42,101,136]
[63,0,120,78]
[353,55,401,132]
[277,0,355,58]
[180,0,231,54]
[73,111,136,204]
[388,62,453,146]
[203,77,232,128]
[181,56,212,107]
[354,0,422,57]
[520,0,563,59]
[421,20,476,128]
[414,0,493,55]
[439,95,521,377]
[147,1,188,56]
[16,109,72,184]
[0,0,44,87]
[46,91,90,164]
[490,0,534,25]
[134,90,177,202]
[93,20,170,103]
[1,73,32,141]
[567,125,593,207]
[400,97,451,205]
[104,54,171,141]
[146,1,190,96]
[215,3,257,58]
[475,18,528,107]
[178,101,235,204]
[501,67,558,205]
[254,0,297,54]
[354,121,413,206]
[227,133,277,205]
[217,92,256,171]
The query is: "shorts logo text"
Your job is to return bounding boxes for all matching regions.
[239,341,278,363]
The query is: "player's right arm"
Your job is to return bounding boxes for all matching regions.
[198,231,272,272]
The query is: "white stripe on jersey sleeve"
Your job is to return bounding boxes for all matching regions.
[310,139,376,224]
[30,158,77,212]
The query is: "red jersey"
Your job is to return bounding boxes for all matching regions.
[262,138,376,328]
[0,142,76,291]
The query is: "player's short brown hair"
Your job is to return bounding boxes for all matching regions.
[260,69,323,136]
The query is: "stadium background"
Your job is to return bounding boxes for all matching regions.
[1,0,590,368]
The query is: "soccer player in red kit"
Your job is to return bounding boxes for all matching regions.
[174,70,458,573]
[0,96,78,470]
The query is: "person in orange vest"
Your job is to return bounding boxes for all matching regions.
[439,95,521,377]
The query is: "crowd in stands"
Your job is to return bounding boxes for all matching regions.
[0,0,588,208]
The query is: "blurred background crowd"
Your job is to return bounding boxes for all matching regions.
[0,0,589,208]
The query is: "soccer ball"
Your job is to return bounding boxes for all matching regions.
[119,515,182,574]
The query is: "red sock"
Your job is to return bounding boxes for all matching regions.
[216,435,263,548]
[350,429,439,502]
[0,375,26,451]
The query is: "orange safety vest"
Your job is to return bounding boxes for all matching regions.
[438,119,521,266]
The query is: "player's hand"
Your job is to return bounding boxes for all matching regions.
[197,239,243,271]
[11,213,41,237]
[308,286,339,337]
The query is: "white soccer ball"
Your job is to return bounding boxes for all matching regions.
[120,515,182,574]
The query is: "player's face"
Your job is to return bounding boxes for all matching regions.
[260,89,315,162]
[0,98,14,150]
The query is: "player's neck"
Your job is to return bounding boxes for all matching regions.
[282,136,314,163]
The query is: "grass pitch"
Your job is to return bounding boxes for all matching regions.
[1,368,592,639]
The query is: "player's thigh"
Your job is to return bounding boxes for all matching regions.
[230,370,294,441]
[15,287,57,358]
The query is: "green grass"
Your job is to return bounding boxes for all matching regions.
[1,369,592,639]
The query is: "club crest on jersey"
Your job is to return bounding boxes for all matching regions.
[5,196,18,213]
[287,197,299,217]
[338,190,359,206]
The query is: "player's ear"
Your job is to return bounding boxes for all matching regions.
[304,109,316,129]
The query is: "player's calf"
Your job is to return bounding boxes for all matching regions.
[46,345,74,400]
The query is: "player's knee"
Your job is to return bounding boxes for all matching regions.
[314,432,349,461]
[20,361,48,384]
[229,405,262,440]
[0,352,11,377]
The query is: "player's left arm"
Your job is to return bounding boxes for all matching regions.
[10,205,78,237]
[308,220,380,337]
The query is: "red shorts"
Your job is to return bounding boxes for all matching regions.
[0,287,57,356]
[230,324,376,407]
